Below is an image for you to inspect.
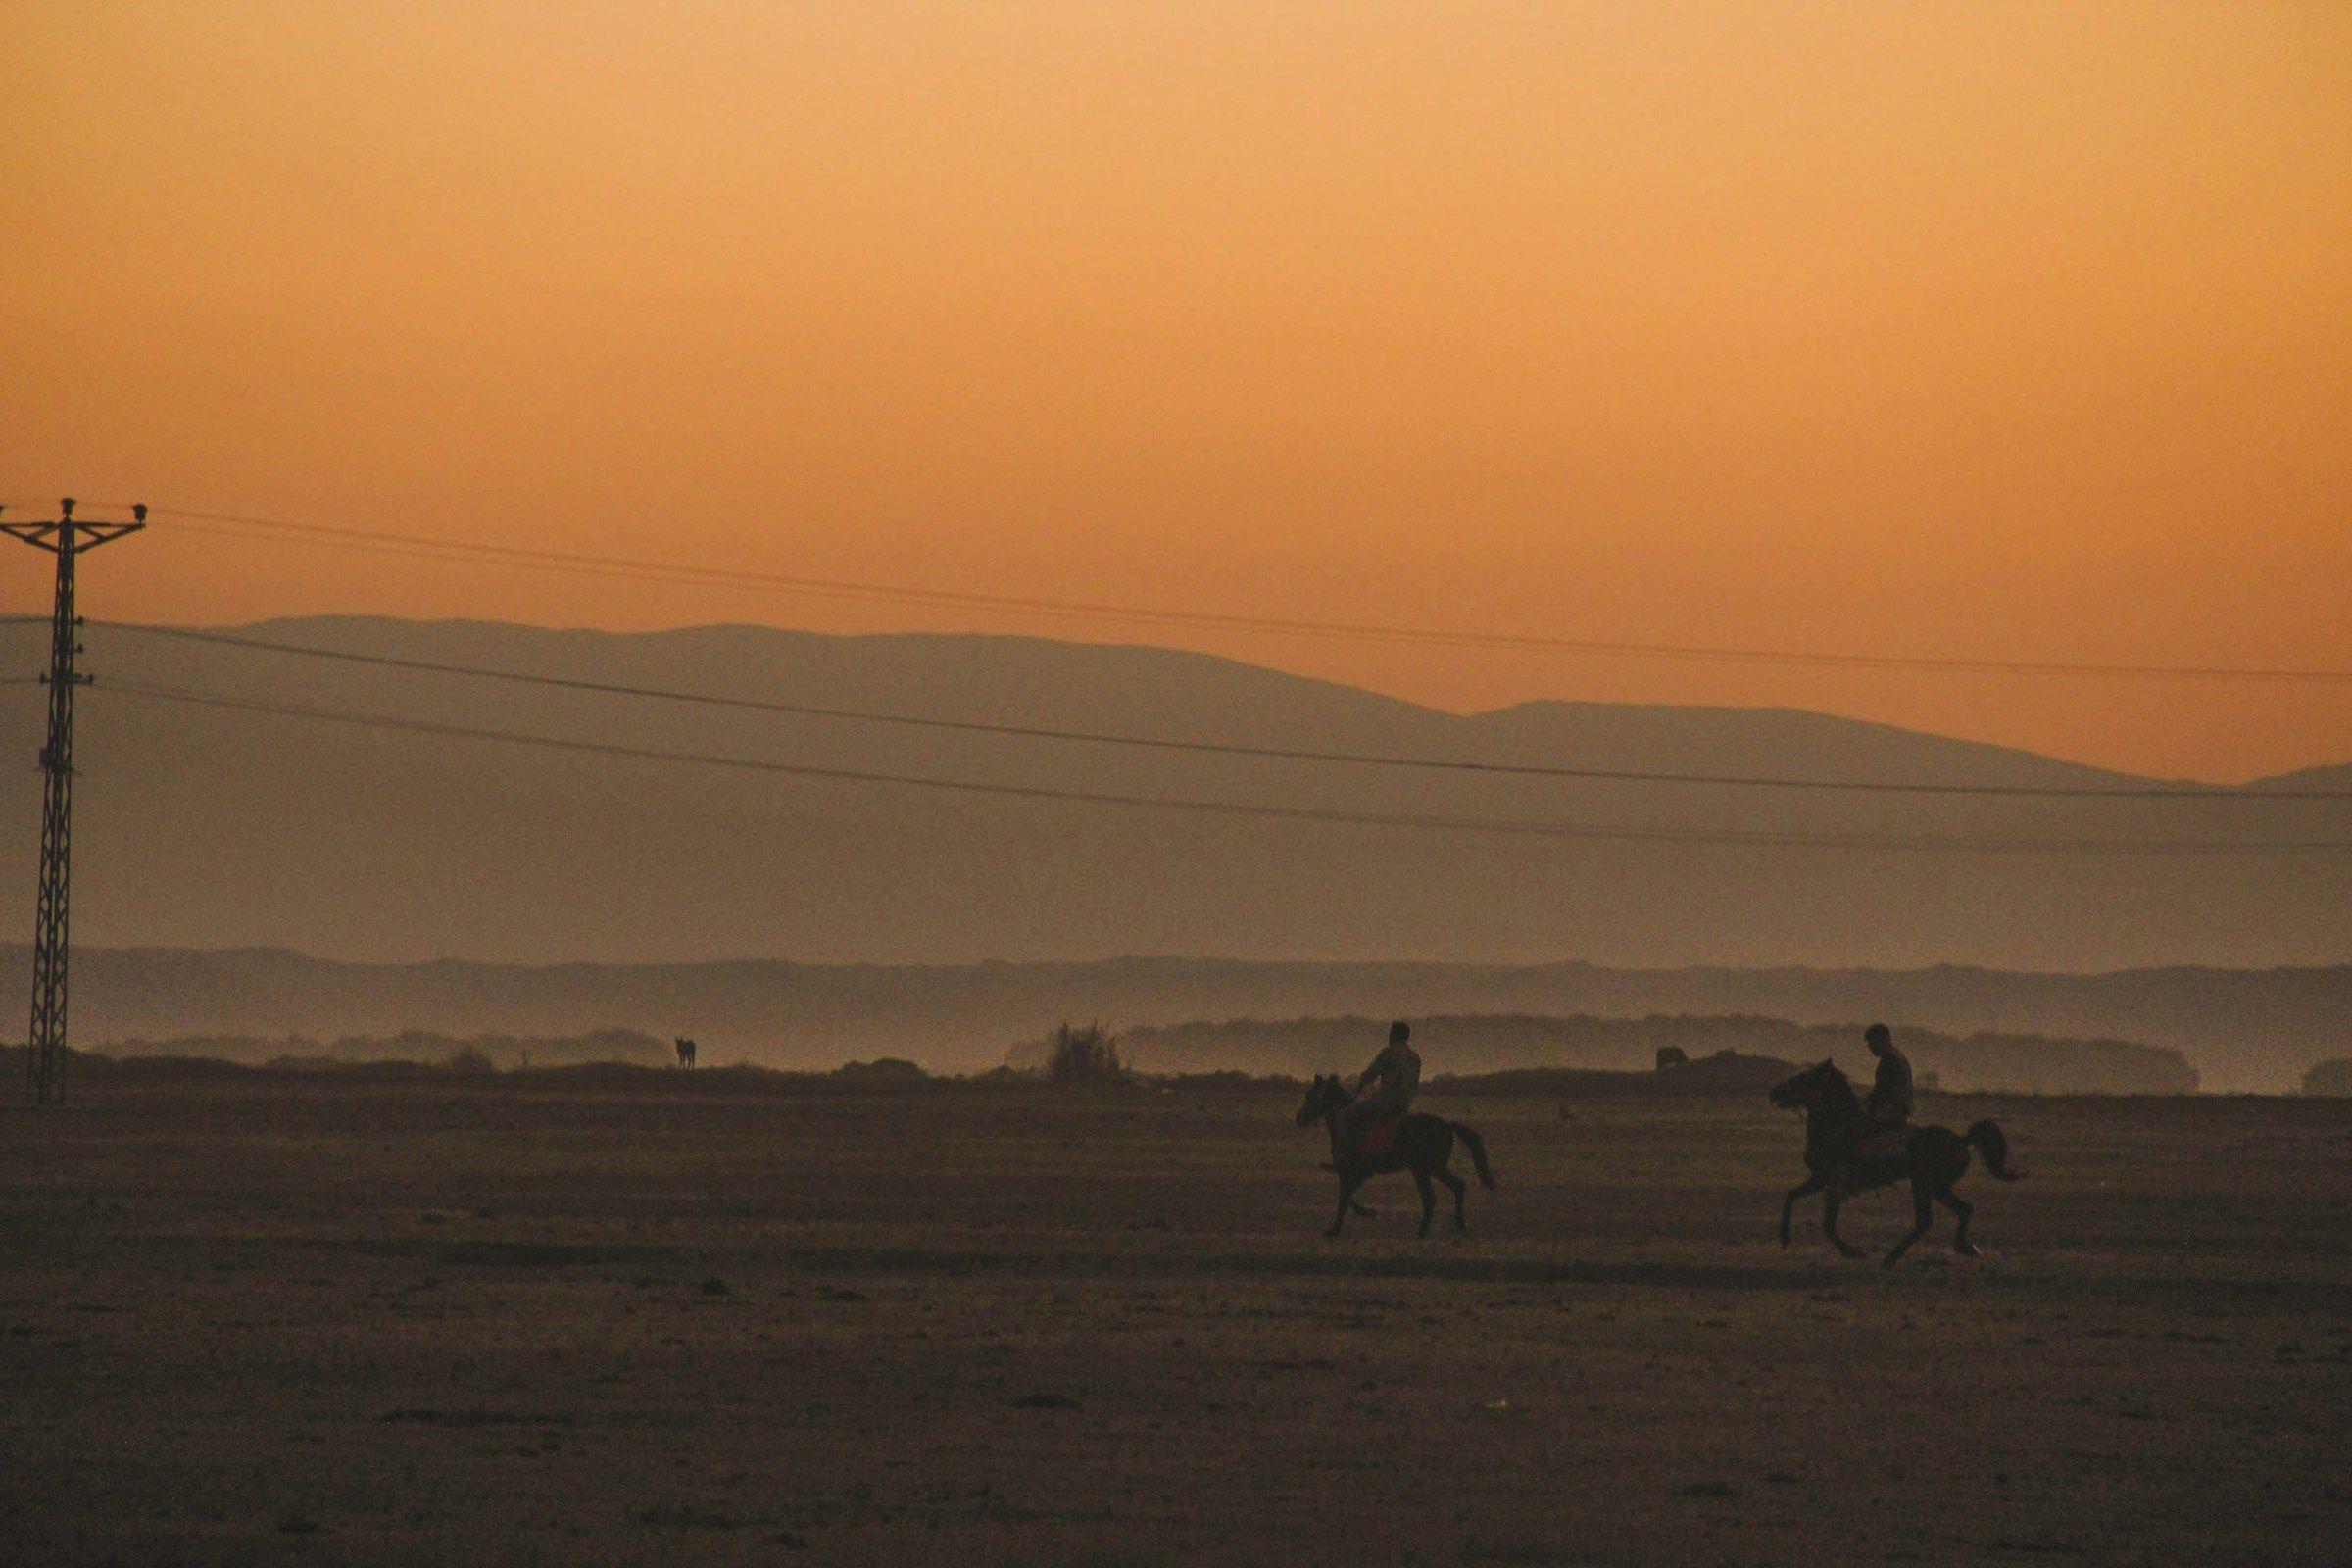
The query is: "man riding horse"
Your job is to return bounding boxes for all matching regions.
[1771,1025,2019,1266]
[1848,1022,1913,1172]
[1297,1021,1494,1238]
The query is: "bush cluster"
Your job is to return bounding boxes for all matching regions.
[1046,1021,1126,1086]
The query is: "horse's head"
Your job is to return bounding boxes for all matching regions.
[1769,1058,1849,1111]
[1295,1074,1348,1127]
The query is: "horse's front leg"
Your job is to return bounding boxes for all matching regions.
[1781,1173,1826,1248]
[1823,1191,1865,1259]
[1327,1174,1365,1239]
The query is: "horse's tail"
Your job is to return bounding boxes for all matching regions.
[1450,1123,1496,1189]
[1966,1120,2022,1181]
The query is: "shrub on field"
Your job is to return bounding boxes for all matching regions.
[1046,1022,1127,1086]
[444,1046,498,1075]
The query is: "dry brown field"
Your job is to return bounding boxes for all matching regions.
[3,1076,2348,1567]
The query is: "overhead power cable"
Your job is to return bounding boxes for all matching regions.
[114,504,2352,685]
[85,620,2352,801]
[96,678,2352,855]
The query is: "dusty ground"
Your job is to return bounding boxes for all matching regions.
[2,1076,2347,1567]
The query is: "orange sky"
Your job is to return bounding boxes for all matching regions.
[5,2,2348,782]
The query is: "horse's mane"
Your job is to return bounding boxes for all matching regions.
[1301,1075,1357,1116]
[1778,1058,1859,1113]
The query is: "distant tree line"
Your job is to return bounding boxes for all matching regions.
[1113,1013,2200,1096]
[84,1028,673,1071]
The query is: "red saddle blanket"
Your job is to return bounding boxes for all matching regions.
[1853,1126,1912,1163]
[1355,1115,1406,1158]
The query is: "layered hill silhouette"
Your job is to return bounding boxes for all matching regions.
[2,946,2337,1091]
[0,615,2345,1085]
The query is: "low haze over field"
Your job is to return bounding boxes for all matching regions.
[3,616,2346,977]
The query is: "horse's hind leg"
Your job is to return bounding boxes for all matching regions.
[1823,1191,1865,1259]
[1437,1167,1468,1233]
[1939,1188,1977,1256]
[1884,1182,1936,1269]
[1412,1170,1437,1238]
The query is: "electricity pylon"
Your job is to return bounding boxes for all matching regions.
[3,499,144,1103]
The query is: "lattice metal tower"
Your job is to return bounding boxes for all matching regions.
[3,499,144,1103]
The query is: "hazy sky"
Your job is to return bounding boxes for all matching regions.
[5,2,2347,781]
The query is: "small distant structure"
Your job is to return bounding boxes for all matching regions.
[2303,1058,2352,1097]
[1655,1046,1690,1071]
[831,1056,927,1087]
[674,1036,697,1069]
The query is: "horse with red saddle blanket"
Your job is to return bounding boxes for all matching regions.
[1294,1075,1495,1238]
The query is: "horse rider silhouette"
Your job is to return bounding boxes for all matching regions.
[1850,1022,1914,1167]
[1332,1020,1420,1157]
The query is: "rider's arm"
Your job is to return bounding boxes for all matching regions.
[1355,1046,1391,1093]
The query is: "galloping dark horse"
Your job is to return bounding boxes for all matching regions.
[1295,1076,1495,1238]
[1770,1059,2020,1268]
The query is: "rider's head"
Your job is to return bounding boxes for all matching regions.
[1390,1020,1411,1046]
[1864,1022,1892,1055]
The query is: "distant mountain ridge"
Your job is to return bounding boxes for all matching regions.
[1461,696,2157,786]
[2247,762,2352,792]
[1,614,2345,1006]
